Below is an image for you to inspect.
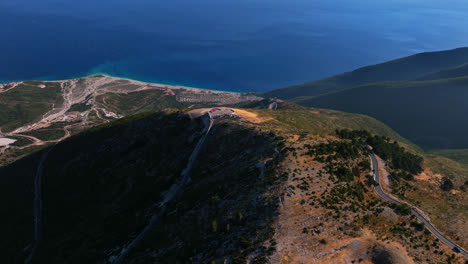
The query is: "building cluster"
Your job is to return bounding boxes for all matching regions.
[177,91,261,105]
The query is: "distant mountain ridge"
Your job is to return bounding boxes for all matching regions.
[265,47,468,99]
[265,47,468,150]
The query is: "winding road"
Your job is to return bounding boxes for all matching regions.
[369,151,468,259]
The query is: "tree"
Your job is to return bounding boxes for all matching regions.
[365,175,378,187]
[441,178,454,191]
[391,203,411,215]
[335,166,354,182]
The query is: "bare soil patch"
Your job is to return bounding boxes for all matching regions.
[415,169,443,182]
[232,108,272,123]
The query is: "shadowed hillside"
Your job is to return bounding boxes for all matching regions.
[0,110,282,263]
[293,77,468,149]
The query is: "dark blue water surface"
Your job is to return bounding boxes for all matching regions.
[1,0,468,92]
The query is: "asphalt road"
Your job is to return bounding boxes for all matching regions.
[370,152,468,259]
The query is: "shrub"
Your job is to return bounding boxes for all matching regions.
[359,160,371,171]
[410,221,424,231]
[335,166,354,182]
[391,204,412,215]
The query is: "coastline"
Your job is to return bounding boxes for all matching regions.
[1,73,249,95]
[84,72,245,94]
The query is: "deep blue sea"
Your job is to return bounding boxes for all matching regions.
[1,0,468,92]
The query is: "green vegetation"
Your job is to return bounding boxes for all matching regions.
[305,141,363,161]
[320,182,366,210]
[21,129,65,141]
[0,82,62,132]
[252,109,413,147]
[8,136,33,147]
[334,166,355,182]
[392,171,415,181]
[440,178,454,191]
[67,103,91,112]
[359,160,371,170]
[96,90,186,116]
[389,203,412,216]
[430,149,468,167]
[303,138,369,184]
[365,175,378,186]
[368,135,423,175]
[337,129,423,175]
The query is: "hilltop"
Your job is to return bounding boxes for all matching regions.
[1,105,467,263]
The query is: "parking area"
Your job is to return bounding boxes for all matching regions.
[208,108,240,120]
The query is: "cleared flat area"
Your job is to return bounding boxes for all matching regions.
[0,138,16,146]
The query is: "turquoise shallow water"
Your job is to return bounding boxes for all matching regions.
[1,0,468,92]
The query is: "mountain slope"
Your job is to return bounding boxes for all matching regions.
[1,108,467,263]
[0,110,281,263]
[264,47,468,99]
[292,77,468,149]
